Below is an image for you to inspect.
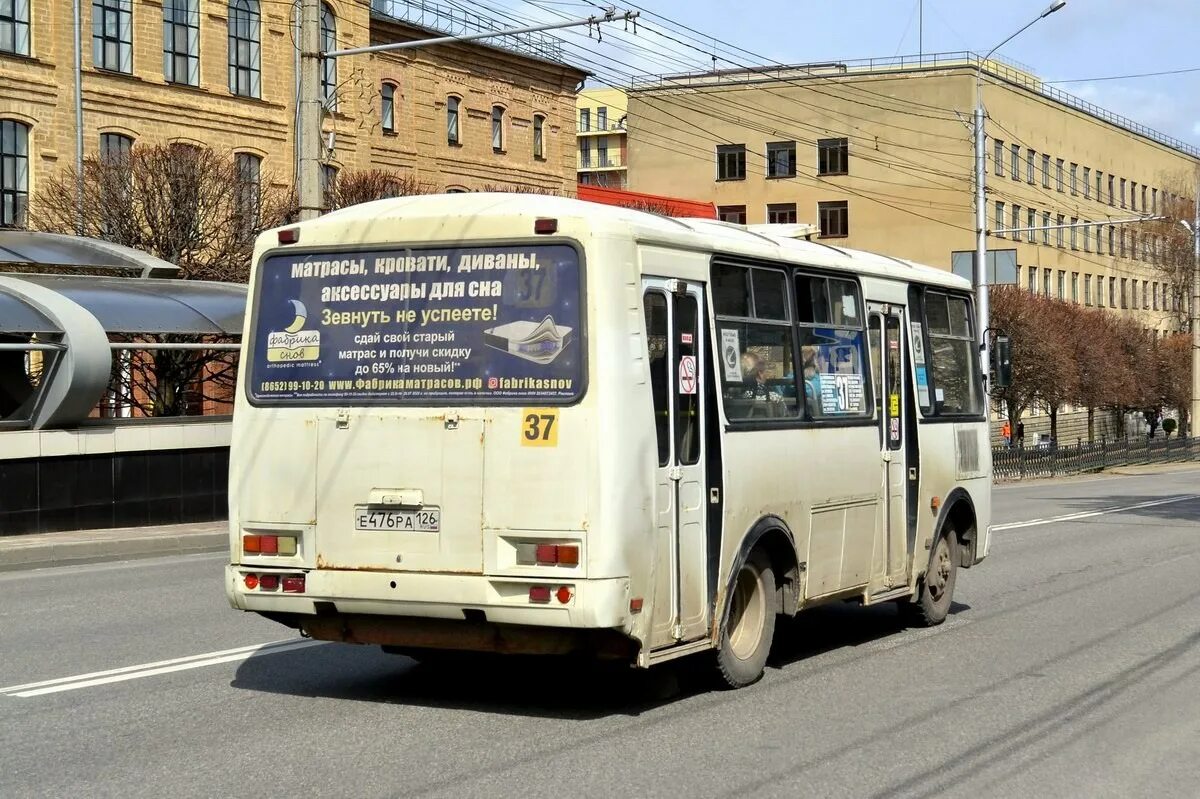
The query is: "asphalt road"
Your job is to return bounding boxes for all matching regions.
[2,469,1198,799]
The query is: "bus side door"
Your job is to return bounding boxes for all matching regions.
[643,278,709,647]
[869,306,911,589]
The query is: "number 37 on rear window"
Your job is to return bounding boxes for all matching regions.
[521,409,559,447]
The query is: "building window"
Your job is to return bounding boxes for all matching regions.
[1096,275,1105,308]
[1055,158,1064,191]
[1008,144,1018,181]
[93,0,132,72]
[596,136,608,167]
[1119,228,1127,258]
[1131,181,1138,211]
[163,0,200,85]
[717,205,746,224]
[1028,266,1037,293]
[1069,163,1077,195]
[1,0,30,55]
[1096,170,1103,202]
[1110,277,1116,308]
[818,200,848,237]
[1153,282,1159,310]
[1026,208,1036,243]
[321,3,336,108]
[491,105,505,152]
[1043,268,1051,297]
[1152,188,1158,214]
[235,151,261,231]
[1041,153,1050,188]
[767,203,797,224]
[716,144,746,181]
[818,137,848,176]
[320,163,337,209]
[446,96,460,145]
[1056,214,1065,247]
[1121,278,1128,309]
[1026,149,1035,184]
[1070,217,1078,250]
[1108,225,1115,255]
[532,114,544,159]
[767,141,796,178]
[993,139,1004,176]
[578,108,589,132]
[228,0,260,97]
[1084,274,1092,306]
[1042,210,1051,245]
[1082,167,1090,198]
[1012,204,1020,234]
[1108,175,1115,205]
[1143,280,1150,309]
[0,119,29,227]
[1057,270,1065,300]
[99,132,132,164]
[380,83,395,133]
[1082,221,1091,252]
[578,136,589,168]
[995,201,1005,236]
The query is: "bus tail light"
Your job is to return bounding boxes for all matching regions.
[533,544,580,566]
[278,227,300,244]
[243,534,297,556]
[534,218,558,235]
[529,586,551,603]
[244,573,259,590]
[556,586,572,604]
[259,574,280,591]
[282,575,306,593]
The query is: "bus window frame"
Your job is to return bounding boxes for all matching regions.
[794,269,874,424]
[909,284,986,423]
[243,237,590,409]
[709,255,877,432]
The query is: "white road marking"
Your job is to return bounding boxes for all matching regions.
[0,638,323,698]
[992,494,1200,532]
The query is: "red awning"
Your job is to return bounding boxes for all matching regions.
[576,184,716,219]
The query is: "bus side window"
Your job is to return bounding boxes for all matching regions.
[796,273,871,420]
[644,291,670,466]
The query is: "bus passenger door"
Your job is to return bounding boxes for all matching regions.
[869,307,910,589]
[643,279,709,648]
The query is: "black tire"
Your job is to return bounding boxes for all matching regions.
[902,532,958,627]
[714,549,776,689]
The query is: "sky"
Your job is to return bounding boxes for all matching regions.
[501,0,1200,148]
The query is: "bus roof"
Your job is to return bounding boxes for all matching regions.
[295,193,971,292]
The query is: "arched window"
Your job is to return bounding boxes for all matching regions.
[228,0,261,98]
[99,132,133,165]
[491,105,504,152]
[532,114,545,159]
[321,163,338,209]
[1,120,30,227]
[320,4,336,108]
[446,96,460,145]
[163,0,200,86]
[235,152,261,230]
[1,0,31,56]
[381,83,396,133]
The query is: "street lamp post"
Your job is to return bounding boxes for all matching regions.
[1181,209,1200,436]
[974,0,1067,391]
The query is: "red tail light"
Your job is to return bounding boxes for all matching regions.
[529,586,551,603]
[555,586,572,604]
[534,218,558,235]
[282,575,306,593]
[243,535,261,553]
[259,574,280,591]
[555,545,580,566]
[259,535,279,555]
[533,544,580,566]
[278,227,300,244]
[243,573,259,590]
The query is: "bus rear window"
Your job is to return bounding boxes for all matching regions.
[248,244,583,405]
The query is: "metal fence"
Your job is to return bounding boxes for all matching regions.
[992,436,1200,481]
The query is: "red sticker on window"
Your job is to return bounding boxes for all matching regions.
[681,333,693,344]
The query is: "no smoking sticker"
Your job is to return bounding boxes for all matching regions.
[679,355,697,395]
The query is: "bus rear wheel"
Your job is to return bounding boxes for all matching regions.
[714,550,775,689]
[902,532,958,627]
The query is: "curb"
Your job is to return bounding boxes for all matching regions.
[0,526,228,572]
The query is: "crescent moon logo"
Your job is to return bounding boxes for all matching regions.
[284,299,307,334]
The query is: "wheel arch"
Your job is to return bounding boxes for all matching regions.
[714,515,802,639]
[932,487,979,569]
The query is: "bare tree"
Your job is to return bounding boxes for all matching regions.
[989,286,1073,435]
[326,169,437,210]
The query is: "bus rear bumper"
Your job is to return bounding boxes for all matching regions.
[226,565,631,630]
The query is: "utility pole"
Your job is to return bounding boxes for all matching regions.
[1192,191,1200,436]
[297,0,322,222]
[73,0,84,234]
[974,1,1066,393]
[295,8,636,220]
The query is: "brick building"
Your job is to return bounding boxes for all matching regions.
[0,0,587,225]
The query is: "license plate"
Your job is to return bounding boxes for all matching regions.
[354,507,441,532]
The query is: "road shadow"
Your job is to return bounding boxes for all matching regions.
[230,599,970,719]
[1031,493,1200,525]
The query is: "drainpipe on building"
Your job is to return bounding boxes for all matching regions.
[73,0,84,235]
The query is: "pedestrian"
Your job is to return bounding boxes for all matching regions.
[1148,410,1159,440]
[1016,421,1025,448]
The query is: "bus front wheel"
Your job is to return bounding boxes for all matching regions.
[714,549,776,689]
[903,532,958,627]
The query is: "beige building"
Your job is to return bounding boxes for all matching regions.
[0,0,586,226]
[627,53,1200,340]
[576,86,627,188]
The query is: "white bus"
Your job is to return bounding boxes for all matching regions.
[226,194,992,688]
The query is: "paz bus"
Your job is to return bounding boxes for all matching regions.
[226,193,992,688]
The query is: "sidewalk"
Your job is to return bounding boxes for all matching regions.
[1103,462,1200,476]
[0,521,228,572]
